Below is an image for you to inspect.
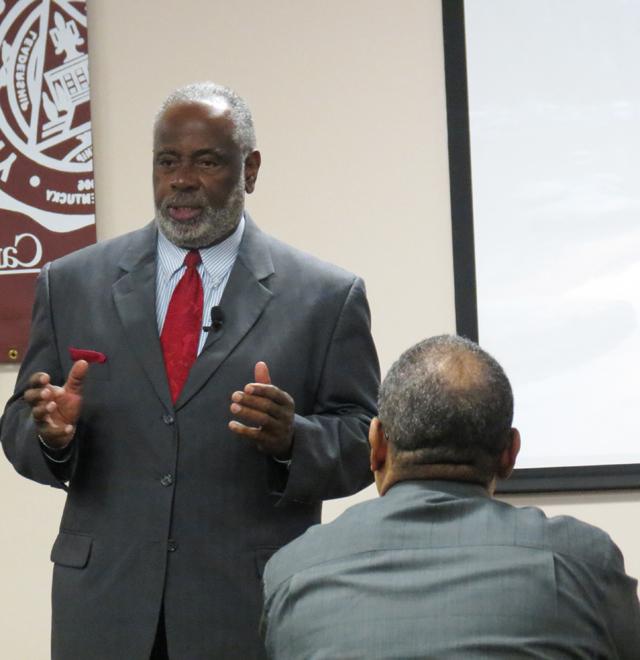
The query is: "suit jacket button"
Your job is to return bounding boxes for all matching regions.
[160,474,173,487]
[162,413,174,425]
[168,539,177,552]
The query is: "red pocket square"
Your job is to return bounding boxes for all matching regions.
[68,347,107,363]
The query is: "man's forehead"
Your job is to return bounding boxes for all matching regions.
[154,99,235,145]
[157,97,232,125]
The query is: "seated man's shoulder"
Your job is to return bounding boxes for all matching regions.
[512,502,624,571]
[265,497,380,587]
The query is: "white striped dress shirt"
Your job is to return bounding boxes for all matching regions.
[155,216,245,354]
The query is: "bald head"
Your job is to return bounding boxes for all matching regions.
[377,335,514,485]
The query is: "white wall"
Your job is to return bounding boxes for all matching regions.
[1,1,638,657]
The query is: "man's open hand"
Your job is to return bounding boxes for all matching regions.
[23,360,88,449]
[229,361,295,459]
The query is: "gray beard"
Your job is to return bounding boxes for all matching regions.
[155,176,246,249]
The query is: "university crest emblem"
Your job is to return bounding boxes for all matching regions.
[0,0,96,361]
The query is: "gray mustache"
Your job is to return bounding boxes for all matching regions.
[161,194,208,209]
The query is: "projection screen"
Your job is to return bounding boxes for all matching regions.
[443,0,640,492]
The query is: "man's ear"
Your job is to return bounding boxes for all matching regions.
[369,417,388,473]
[244,150,261,193]
[496,428,521,480]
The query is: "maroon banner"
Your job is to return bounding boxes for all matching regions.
[0,0,95,363]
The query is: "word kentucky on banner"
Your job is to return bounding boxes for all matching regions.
[0,0,96,363]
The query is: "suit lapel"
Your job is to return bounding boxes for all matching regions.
[176,215,274,409]
[112,223,173,410]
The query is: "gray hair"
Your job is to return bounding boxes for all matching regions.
[155,82,256,155]
[378,335,514,481]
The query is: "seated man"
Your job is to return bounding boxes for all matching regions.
[261,335,640,659]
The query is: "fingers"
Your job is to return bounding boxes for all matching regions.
[30,391,75,431]
[24,372,53,407]
[24,364,86,407]
[227,417,292,458]
[229,393,290,433]
[229,387,293,429]
[65,360,89,394]
[228,377,295,457]
[27,371,50,389]
[24,386,47,406]
[30,395,75,446]
[22,367,83,448]
[254,361,271,385]
[229,405,271,431]
[228,420,266,441]
[243,382,292,405]
[232,387,294,415]
[30,397,54,424]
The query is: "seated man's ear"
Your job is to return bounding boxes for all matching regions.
[369,417,388,473]
[496,428,521,480]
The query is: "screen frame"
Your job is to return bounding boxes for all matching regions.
[441,0,640,493]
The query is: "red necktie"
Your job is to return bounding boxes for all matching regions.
[161,250,203,403]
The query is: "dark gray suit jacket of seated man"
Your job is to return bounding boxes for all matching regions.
[0,82,379,660]
[262,335,640,659]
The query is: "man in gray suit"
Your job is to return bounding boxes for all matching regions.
[262,335,640,659]
[1,82,379,659]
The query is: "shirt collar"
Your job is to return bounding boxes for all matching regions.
[157,215,245,285]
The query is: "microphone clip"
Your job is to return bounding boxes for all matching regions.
[203,306,224,332]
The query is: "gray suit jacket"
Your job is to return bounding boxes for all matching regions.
[263,480,640,659]
[1,216,379,659]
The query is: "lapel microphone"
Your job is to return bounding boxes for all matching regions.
[203,306,224,332]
